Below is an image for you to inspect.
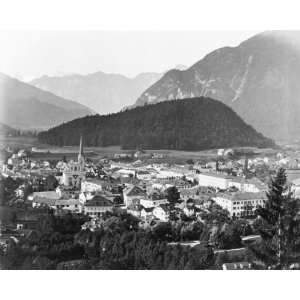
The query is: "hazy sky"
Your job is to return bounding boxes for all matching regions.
[0,31,261,81]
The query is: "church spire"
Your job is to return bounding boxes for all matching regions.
[78,135,84,163]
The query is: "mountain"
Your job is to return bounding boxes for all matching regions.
[0,73,93,130]
[133,31,300,142]
[38,97,275,151]
[30,71,163,115]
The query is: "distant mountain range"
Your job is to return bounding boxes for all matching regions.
[133,31,300,142]
[38,97,275,150]
[0,73,93,130]
[30,71,163,115]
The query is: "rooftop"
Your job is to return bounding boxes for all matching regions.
[85,195,113,207]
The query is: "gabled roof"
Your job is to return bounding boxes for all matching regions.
[85,195,113,207]
[124,185,146,197]
[142,207,154,213]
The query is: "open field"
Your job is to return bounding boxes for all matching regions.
[0,136,278,163]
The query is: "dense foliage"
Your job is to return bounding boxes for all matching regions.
[0,211,216,270]
[38,97,275,150]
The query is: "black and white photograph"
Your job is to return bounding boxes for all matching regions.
[1,1,300,285]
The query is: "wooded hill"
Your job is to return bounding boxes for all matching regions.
[38,97,275,151]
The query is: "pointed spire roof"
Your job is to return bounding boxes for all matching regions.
[79,135,84,156]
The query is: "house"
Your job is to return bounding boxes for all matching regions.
[54,199,83,213]
[84,195,114,218]
[123,185,146,207]
[32,197,57,208]
[136,170,152,181]
[126,203,143,218]
[182,198,200,218]
[141,207,154,219]
[29,191,60,207]
[153,204,170,222]
[213,192,267,218]
[140,197,169,208]
[81,178,103,193]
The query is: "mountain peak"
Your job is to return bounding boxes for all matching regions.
[132,31,300,142]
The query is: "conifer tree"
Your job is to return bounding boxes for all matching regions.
[250,168,300,269]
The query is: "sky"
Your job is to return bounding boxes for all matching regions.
[0,31,261,81]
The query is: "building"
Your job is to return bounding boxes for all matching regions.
[62,136,85,188]
[81,178,103,193]
[84,195,114,218]
[136,170,152,181]
[198,172,266,193]
[153,204,170,221]
[127,203,143,218]
[213,192,267,218]
[123,185,146,207]
[198,172,232,189]
[29,190,60,204]
[140,198,169,208]
[141,207,154,219]
[54,199,83,213]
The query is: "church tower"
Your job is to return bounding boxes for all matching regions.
[62,135,86,188]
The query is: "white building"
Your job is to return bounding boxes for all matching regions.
[136,170,152,181]
[81,179,103,193]
[153,205,170,222]
[140,198,169,208]
[198,173,232,189]
[213,192,267,218]
[198,172,266,193]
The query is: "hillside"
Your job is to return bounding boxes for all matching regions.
[0,73,93,130]
[38,97,275,151]
[0,123,18,137]
[133,31,300,142]
[30,71,163,115]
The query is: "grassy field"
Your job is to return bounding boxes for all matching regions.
[0,136,278,163]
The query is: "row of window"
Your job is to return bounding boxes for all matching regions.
[233,200,265,205]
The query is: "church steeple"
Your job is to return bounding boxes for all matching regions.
[78,135,84,164]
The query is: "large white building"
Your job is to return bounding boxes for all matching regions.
[198,172,266,192]
[213,192,267,218]
[198,173,232,189]
[62,136,86,188]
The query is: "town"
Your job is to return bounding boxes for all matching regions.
[1,135,300,269]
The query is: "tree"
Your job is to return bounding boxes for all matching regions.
[45,175,59,191]
[165,186,180,206]
[249,168,300,269]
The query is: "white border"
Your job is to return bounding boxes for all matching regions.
[1,1,300,300]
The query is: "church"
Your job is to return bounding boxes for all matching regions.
[62,136,86,189]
